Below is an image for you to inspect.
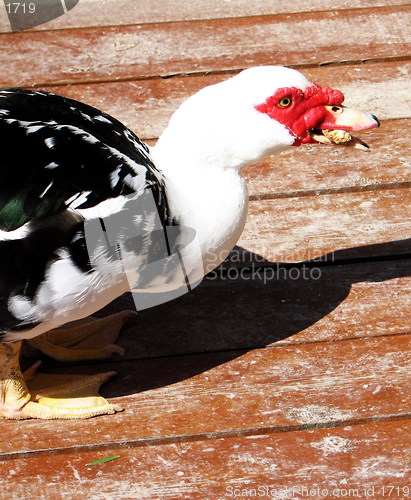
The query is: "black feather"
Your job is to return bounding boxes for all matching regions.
[0,88,172,230]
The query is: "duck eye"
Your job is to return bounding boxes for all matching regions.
[278,97,292,108]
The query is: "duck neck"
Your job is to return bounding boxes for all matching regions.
[150,139,249,273]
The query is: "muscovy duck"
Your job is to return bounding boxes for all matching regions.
[0,66,379,419]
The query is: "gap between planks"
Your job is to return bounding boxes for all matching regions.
[1,412,410,464]
[249,180,411,201]
[10,57,410,90]
[33,327,411,372]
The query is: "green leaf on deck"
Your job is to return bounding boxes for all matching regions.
[85,455,121,466]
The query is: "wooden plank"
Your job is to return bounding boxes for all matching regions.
[104,259,411,358]
[244,119,411,197]
[0,6,409,86]
[1,418,409,499]
[19,259,409,361]
[40,60,411,139]
[2,333,411,454]
[240,188,411,263]
[1,0,409,32]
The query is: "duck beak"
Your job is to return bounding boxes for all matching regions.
[320,105,380,131]
[308,105,380,150]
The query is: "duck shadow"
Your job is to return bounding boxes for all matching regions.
[32,238,411,398]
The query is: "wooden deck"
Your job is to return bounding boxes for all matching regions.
[1,1,410,497]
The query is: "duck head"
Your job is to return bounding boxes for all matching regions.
[154,66,380,171]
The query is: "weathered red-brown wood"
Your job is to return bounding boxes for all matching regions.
[1,418,409,499]
[1,0,409,32]
[244,120,411,197]
[2,333,410,455]
[0,6,409,87]
[109,259,411,357]
[16,259,408,362]
[240,188,411,262]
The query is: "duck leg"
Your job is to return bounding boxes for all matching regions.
[0,311,136,419]
[0,341,120,419]
[24,311,136,363]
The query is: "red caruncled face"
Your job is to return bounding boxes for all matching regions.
[255,84,345,146]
